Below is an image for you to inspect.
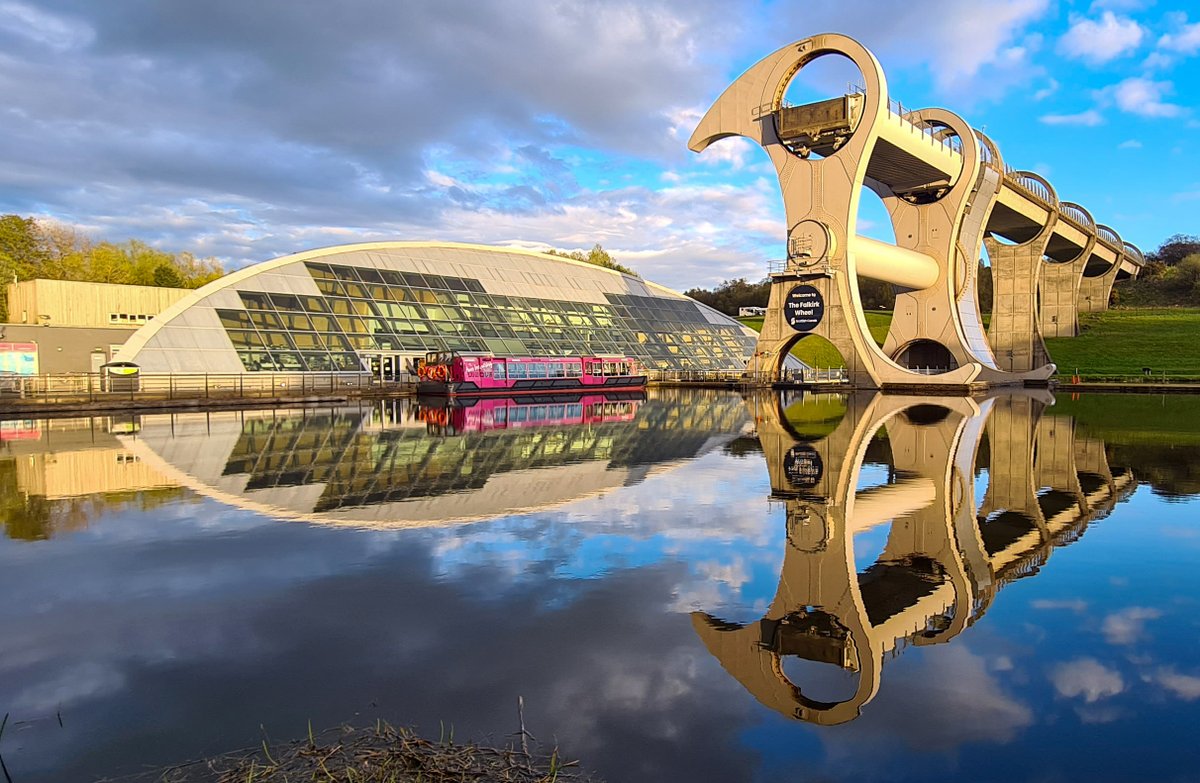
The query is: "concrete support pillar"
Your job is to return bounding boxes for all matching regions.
[1078,267,1119,313]
[985,235,1053,372]
[1040,260,1086,337]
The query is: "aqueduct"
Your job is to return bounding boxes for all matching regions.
[689,33,1142,390]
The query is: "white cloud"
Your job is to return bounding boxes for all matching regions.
[1107,77,1184,117]
[1089,0,1152,10]
[1051,658,1124,703]
[1158,16,1200,54]
[1040,109,1104,126]
[0,1,94,51]
[1058,12,1146,64]
[768,0,1051,99]
[1101,606,1162,645]
[1143,51,1175,69]
[1118,139,1143,149]
[1033,78,1060,101]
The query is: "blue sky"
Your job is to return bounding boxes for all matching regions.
[0,0,1196,290]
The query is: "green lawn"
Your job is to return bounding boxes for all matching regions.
[738,308,1200,379]
[1045,309,1200,380]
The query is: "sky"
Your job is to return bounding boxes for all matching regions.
[0,0,1197,291]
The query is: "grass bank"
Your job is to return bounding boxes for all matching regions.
[1045,308,1200,381]
[737,313,891,368]
[740,308,1200,380]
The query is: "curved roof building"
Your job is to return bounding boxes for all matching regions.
[115,242,759,374]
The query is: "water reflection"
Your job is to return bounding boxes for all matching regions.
[118,391,751,526]
[0,390,1198,782]
[694,391,1138,725]
[0,418,183,540]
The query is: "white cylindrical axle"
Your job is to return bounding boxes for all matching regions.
[850,235,940,290]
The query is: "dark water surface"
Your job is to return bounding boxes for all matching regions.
[1,390,1198,782]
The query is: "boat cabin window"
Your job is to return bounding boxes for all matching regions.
[595,360,635,377]
[492,363,507,380]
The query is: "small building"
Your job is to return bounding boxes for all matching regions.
[3,279,190,374]
[738,306,767,317]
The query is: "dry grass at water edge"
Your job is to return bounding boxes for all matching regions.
[100,721,599,783]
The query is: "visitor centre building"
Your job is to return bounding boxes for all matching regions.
[115,242,763,378]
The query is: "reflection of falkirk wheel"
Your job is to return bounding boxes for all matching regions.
[688,33,1142,388]
[692,391,1136,724]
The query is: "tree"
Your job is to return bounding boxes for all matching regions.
[153,262,185,288]
[0,214,227,319]
[1177,254,1200,295]
[547,243,638,277]
[977,261,993,314]
[0,214,47,279]
[1147,234,1200,267]
[684,277,772,315]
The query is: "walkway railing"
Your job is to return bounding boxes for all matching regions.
[0,372,397,407]
[1003,167,1055,209]
[1059,202,1094,232]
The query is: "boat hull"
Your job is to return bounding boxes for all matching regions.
[417,376,648,397]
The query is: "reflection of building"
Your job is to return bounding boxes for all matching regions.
[693,391,1136,725]
[3,279,190,373]
[115,243,760,377]
[121,391,751,526]
[0,417,181,540]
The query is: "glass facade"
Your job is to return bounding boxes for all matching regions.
[215,261,755,372]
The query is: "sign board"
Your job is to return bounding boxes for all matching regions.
[783,445,824,489]
[784,285,825,332]
[0,342,38,376]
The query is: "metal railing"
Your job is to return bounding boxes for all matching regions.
[885,97,962,158]
[1059,202,1094,231]
[1122,242,1145,264]
[973,130,996,167]
[1097,225,1121,249]
[1003,167,1055,207]
[0,372,401,407]
[741,368,850,386]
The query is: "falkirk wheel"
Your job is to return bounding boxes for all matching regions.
[689,33,1143,390]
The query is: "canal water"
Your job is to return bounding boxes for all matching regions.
[0,390,1197,782]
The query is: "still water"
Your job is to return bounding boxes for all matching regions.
[0,389,1198,782]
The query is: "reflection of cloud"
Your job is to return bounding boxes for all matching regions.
[1051,658,1124,703]
[1101,607,1163,645]
[817,645,1032,768]
[1157,669,1200,701]
[1076,704,1123,724]
[13,662,125,713]
[1030,598,1087,612]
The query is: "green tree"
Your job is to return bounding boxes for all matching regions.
[0,215,226,317]
[547,243,638,277]
[153,262,185,287]
[684,277,772,315]
[1177,254,1200,296]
